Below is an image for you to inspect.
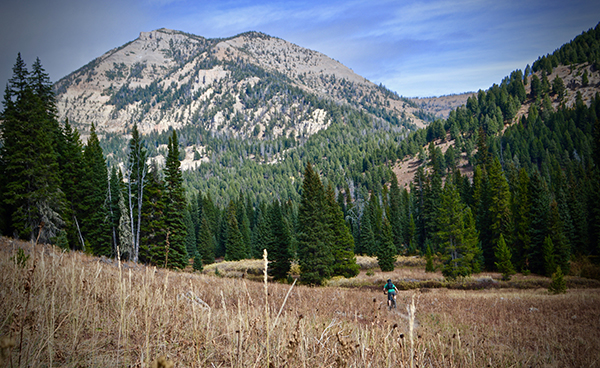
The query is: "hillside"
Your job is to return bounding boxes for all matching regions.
[54,28,428,141]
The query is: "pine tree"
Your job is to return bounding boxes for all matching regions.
[196,215,216,264]
[163,131,188,269]
[548,266,567,294]
[268,200,292,280]
[527,171,549,274]
[511,168,531,270]
[138,163,166,265]
[389,174,404,253]
[425,243,435,272]
[224,200,246,261]
[487,157,512,268]
[0,54,65,242]
[358,207,375,256]
[297,162,333,285]
[377,218,396,272]
[542,236,556,277]
[438,181,480,279]
[494,234,515,281]
[81,124,111,256]
[57,119,87,249]
[325,184,359,278]
[251,202,273,259]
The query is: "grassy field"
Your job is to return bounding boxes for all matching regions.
[2,237,600,367]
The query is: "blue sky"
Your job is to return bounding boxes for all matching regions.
[1,0,598,97]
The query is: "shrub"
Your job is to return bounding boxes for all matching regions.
[549,266,567,294]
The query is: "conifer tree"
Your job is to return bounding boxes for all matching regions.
[224,200,246,261]
[511,168,531,270]
[163,131,188,269]
[196,215,216,264]
[425,243,435,272]
[527,171,549,274]
[542,236,556,277]
[268,200,292,280]
[548,266,567,294]
[325,184,359,278]
[377,218,396,272]
[0,54,65,242]
[57,119,86,249]
[251,202,273,258]
[139,162,166,265]
[184,208,197,259]
[494,233,515,281]
[389,174,404,253]
[297,162,333,285]
[81,124,111,255]
[358,207,375,256]
[487,157,512,268]
[438,181,480,279]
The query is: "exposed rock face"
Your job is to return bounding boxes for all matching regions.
[53,28,428,142]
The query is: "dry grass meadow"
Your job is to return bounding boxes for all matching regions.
[2,237,600,367]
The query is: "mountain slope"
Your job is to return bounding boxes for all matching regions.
[54,28,426,142]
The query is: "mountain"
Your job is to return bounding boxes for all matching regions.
[54,28,430,140]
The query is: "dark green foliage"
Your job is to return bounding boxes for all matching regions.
[162,131,189,269]
[377,218,396,272]
[494,234,515,281]
[224,200,246,261]
[438,181,480,279]
[325,184,359,278]
[193,251,203,271]
[268,200,292,280]
[297,162,333,285]
[81,124,112,256]
[548,266,567,294]
[527,171,549,274]
[138,164,167,265]
[1,54,65,243]
[425,243,435,272]
[542,236,556,277]
[196,215,216,264]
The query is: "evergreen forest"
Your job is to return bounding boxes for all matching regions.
[1,24,600,285]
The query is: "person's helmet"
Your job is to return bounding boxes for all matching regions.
[387,279,391,283]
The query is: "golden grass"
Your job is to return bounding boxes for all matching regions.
[2,236,600,367]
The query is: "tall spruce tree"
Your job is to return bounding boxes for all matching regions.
[139,162,166,265]
[494,234,515,281]
[224,200,246,261]
[377,217,396,272]
[268,200,292,280]
[82,123,111,256]
[296,162,333,285]
[163,131,188,269]
[0,54,64,242]
[487,157,512,269]
[438,181,480,279]
[325,184,359,278]
[57,119,87,249]
[527,171,549,274]
[196,215,216,264]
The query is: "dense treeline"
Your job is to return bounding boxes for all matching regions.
[3,24,600,285]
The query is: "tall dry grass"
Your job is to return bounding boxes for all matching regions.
[1,237,600,367]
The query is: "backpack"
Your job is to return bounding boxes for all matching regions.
[386,282,395,292]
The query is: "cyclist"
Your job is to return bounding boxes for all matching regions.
[383,279,398,308]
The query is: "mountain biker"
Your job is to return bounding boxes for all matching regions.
[383,279,398,308]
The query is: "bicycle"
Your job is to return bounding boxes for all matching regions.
[385,291,397,310]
